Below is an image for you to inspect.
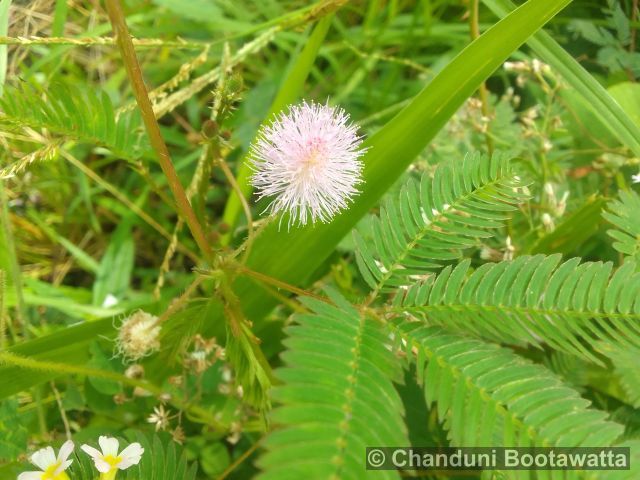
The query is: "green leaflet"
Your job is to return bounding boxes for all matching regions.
[256,290,407,479]
[394,324,625,479]
[607,346,640,408]
[0,83,146,161]
[393,256,640,365]
[354,152,527,296]
[603,190,640,262]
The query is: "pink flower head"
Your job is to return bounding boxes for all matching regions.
[249,101,366,228]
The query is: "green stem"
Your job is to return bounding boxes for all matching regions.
[0,350,228,432]
[104,0,213,262]
[0,181,25,333]
[1,176,49,437]
[469,0,494,154]
[0,269,5,349]
[100,470,117,480]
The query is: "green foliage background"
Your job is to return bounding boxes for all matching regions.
[1,0,640,479]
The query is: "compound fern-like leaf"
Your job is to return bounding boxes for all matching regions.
[393,255,640,364]
[0,83,146,160]
[394,323,625,479]
[603,190,640,262]
[257,290,407,480]
[354,152,527,297]
[606,346,640,408]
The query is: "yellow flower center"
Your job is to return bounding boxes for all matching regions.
[41,462,70,480]
[103,454,122,469]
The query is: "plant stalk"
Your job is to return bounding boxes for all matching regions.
[104,0,213,261]
[469,0,494,154]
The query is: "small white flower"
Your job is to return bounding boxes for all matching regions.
[249,101,366,228]
[81,436,143,478]
[503,60,529,73]
[102,294,119,308]
[532,59,542,72]
[555,191,569,217]
[18,440,74,480]
[531,58,551,75]
[543,182,555,197]
[503,235,515,261]
[147,405,171,432]
[632,173,640,184]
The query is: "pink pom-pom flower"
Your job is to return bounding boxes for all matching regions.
[249,101,366,228]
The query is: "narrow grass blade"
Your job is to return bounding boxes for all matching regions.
[0,0,10,95]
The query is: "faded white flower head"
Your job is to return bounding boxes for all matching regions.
[632,173,640,184]
[81,436,143,479]
[147,404,171,432]
[116,310,160,362]
[19,440,74,480]
[249,101,366,228]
